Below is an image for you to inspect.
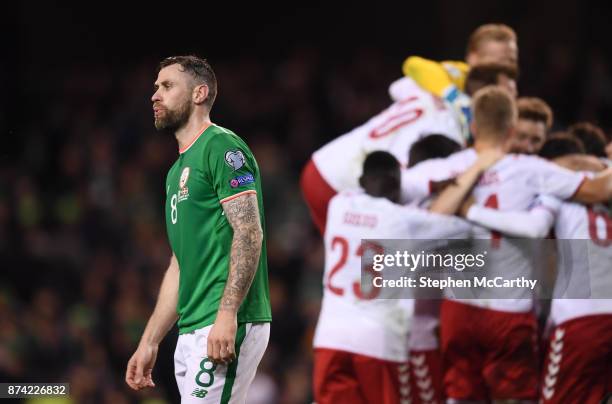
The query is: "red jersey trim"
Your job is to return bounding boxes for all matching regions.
[179,122,212,154]
[220,190,257,204]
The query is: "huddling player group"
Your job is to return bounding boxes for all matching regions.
[300,24,612,404]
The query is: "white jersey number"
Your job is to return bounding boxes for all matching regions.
[171,193,178,224]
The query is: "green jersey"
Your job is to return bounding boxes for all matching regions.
[165,124,271,334]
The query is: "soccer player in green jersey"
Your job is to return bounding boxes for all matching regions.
[125,56,271,403]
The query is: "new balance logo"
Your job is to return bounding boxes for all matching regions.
[191,388,208,398]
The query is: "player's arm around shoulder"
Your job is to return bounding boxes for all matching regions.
[208,192,263,365]
[428,149,504,215]
[572,166,612,204]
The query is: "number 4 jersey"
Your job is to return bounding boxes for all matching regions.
[313,190,471,361]
[401,149,585,311]
[165,124,271,334]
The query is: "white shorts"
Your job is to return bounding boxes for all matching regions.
[174,322,270,404]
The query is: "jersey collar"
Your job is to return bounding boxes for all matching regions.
[179,122,213,154]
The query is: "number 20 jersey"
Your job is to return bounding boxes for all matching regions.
[311,79,463,193]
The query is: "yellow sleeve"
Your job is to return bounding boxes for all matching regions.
[402,57,470,97]
[402,56,451,98]
[440,61,469,91]
[402,57,473,144]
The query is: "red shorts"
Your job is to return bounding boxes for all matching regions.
[300,159,337,234]
[440,300,539,401]
[313,348,411,404]
[541,315,612,404]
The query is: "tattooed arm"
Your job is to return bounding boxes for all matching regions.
[219,192,264,312]
[207,192,263,364]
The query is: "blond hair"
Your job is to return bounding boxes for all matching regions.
[467,24,517,54]
[472,86,517,138]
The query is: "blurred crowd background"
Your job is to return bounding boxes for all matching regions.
[2,1,612,403]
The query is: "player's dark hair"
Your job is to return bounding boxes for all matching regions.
[567,122,608,158]
[465,63,519,96]
[360,151,401,202]
[408,134,462,167]
[363,151,400,175]
[538,133,585,160]
[159,55,217,109]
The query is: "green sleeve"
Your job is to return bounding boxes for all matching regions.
[205,132,259,202]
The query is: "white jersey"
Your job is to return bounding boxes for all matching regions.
[313,190,472,361]
[402,149,586,311]
[312,78,463,192]
[401,148,586,204]
[541,196,612,325]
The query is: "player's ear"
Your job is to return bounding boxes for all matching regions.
[193,83,210,105]
[470,121,478,139]
[358,175,365,189]
[506,125,516,140]
[466,51,478,66]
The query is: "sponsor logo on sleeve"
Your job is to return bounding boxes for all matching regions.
[225,150,246,170]
[229,173,255,188]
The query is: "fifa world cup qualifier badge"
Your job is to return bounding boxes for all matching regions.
[178,167,190,202]
[225,150,245,170]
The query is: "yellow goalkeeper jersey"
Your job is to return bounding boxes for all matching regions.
[402,56,469,100]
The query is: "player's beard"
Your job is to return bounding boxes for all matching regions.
[154,97,193,132]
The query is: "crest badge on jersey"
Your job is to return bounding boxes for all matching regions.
[179,167,190,188]
[178,167,190,202]
[225,150,245,170]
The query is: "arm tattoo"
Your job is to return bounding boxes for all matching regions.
[219,193,263,312]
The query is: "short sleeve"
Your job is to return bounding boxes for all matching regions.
[205,132,259,203]
[532,158,586,200]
